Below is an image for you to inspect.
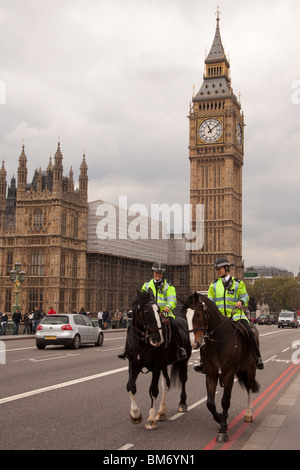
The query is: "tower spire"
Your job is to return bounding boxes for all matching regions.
[193,9,232,102]
[206,6,227,64]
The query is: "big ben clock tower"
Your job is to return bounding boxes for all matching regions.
[189,9,244,292]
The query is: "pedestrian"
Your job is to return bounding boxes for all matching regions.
[102,308,109,330]
[23,310,31,335]
[48,307,56,314]
[28,310,34,334]
[79,307,87,315]
[32,306,42,335]
[97,309,103,328]
[12,308,22,335]
[113,309,122,328]
[127,309,132,328]
[121,310,128,328]
[0,311,8,336]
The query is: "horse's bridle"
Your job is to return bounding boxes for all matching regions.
[131,301,166,343]
[187,300,241,343]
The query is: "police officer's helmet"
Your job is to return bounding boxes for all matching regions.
[152,262,166,273]
[214,258,231,269]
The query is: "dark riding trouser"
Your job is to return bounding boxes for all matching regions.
[167,316,183,348]
[239,319,262,360]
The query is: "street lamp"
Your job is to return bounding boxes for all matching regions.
[10,262,26,313]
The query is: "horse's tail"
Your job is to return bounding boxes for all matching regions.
[237,370,260,394]
[170,362,180,386]
[170,361,187,387]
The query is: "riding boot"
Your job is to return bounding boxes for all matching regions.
[245,324,264,370]
[194,362,205,373]
[117,324,131,360]
[168,317,187,361]
[117,348,127,360]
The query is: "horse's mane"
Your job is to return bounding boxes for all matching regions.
[132,290,153,312]
[182,292,223,319]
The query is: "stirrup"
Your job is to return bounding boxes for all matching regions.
[256,358,264,370]
[177,347,187,361]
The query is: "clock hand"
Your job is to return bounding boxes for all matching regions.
[208,123,219,133]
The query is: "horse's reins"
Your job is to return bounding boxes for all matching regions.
[131,301,170,345]
[188,301,242,344]
[189,301,244,377]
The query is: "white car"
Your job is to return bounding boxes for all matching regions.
[35,314,104,349]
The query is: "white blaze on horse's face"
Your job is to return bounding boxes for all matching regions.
[186,308,198,349]
[150,304,164,347]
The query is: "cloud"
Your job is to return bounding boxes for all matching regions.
[0,0,299,274]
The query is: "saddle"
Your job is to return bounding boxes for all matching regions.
[236,322,250,342]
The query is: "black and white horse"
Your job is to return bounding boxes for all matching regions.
[125,291,191,430]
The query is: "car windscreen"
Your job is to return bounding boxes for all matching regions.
[279,313,292,318]
[41,315,70,325]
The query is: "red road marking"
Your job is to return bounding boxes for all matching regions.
[203,363,300,450]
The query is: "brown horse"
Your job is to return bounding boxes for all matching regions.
[182,292,260,443]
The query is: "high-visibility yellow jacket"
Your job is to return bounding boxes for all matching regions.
[142,278,177,319]
[208,277,249,322]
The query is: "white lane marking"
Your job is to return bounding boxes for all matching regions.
[168,396,209,421]
[119,443,134,450]
[0,366,128,405]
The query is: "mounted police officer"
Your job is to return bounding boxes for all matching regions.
[118,262,187,361]
[194,258,264,372]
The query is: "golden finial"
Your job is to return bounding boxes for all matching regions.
[192,83,195,98]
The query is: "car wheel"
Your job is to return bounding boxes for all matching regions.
[36,343,46,350]
[71,334,81,349]
[96,332,104,347]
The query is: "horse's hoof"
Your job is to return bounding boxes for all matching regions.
[216,432,228,443]
[178,403,188,413]
[130,412,143,425]
[156,412,166,421]
[145,420,157,430]
[244,415,253,423]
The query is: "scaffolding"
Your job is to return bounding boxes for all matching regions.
[86,200,190,313]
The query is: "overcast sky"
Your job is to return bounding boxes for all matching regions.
[0,0,300,275]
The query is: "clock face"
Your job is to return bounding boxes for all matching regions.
[236,122,242,147]
[198,118,223,143]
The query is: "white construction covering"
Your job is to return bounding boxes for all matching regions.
[87,200,189,265]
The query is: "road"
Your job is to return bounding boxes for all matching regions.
[0,325,300,452]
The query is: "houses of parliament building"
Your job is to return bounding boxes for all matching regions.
[0,11,244,314]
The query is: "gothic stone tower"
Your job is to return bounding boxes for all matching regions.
[189,11,244,292]
[0,142,88,313]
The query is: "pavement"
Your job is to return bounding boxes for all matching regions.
[2,332,300,450]
[242,371,300,450]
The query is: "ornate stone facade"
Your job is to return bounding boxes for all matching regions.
[0,142,88,313]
